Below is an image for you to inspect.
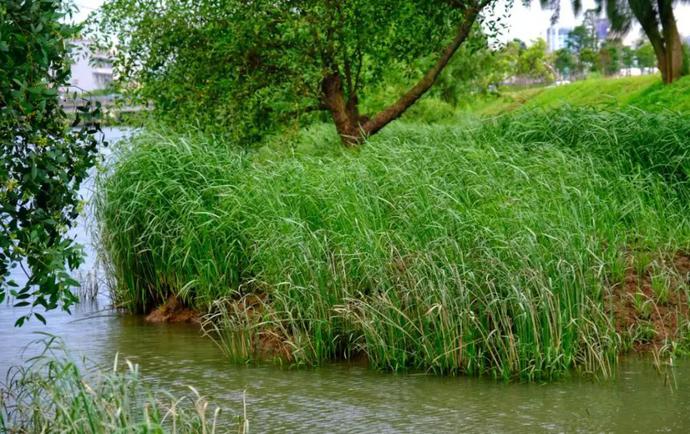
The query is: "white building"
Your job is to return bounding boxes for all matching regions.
[546,26,571,52]
[66,39,114,93]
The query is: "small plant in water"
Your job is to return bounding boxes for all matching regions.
[0,335,247,433]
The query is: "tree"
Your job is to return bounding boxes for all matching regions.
[598,40,622,76]
[621,46,636,75]
[95,0,499,146]
[580,48,600,73]
[1,0,101,325]
[545,0,689,83]
[553,48,576,78]
[624,0,688,83]
[636,41,658,73]
[516,39,555,83]
[567,25,597,53]
[432,32,520,105]
[567,24,598,76]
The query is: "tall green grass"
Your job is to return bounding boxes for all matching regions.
[96,108,690,379]
[0,336,246,433]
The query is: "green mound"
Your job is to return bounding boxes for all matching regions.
[474,75,690,115]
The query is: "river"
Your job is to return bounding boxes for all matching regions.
[1,128,690,432]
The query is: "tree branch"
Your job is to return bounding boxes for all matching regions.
[362,3,485,136]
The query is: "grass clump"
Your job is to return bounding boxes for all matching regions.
[0,336,245,433]
[96,107,690,380]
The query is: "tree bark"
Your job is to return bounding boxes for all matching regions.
[321,72,372,146]
[630,0,684,84]
[657,0,683,84]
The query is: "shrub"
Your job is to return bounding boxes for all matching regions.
[96,108,690,379]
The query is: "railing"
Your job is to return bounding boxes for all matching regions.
[59,93,150,114]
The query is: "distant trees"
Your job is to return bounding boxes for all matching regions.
[566,19,600,77]
[553,48,576,78]
[97,0,501,146]
[548,0,689,83]
[516,39,555,82]
[636,42,658,73]
[621,46,636,75]
[432,32,514,105]
[567,25,597,53]
[560,9,661,79]
[598,41,622,76]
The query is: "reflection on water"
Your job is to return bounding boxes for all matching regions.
[2,128,690,432]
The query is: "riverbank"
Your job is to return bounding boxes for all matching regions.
[96,106,690,380]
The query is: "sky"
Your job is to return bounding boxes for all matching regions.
[73,0,690,45]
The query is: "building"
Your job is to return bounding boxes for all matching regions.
[595,18,610,43]
[66,39,114,93]
[546,26,571,52]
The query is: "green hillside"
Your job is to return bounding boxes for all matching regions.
[473,75,690,115]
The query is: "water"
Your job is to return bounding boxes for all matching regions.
[2,128,690,432]
[1,301,689,432]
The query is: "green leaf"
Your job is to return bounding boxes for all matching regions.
[34,312,46,325]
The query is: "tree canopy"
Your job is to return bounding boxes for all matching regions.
[95,0,501,145]
[1,0,101,325]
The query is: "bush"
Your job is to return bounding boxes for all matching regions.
[96,108,690,379]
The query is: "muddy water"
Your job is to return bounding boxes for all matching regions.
[2,129,690,432]
[1,302,690,433]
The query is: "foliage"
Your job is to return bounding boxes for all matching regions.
[93,0,500,145]
[96,108,690,379]
[553,48,576,77]
[598,40,622,75]
[516,38,554,82]
[0,336,245,433]
[636,41,657,72]
[430,31,514,105]
[567,24,597,53]
[0,0,101,326]
[621,46,636,73]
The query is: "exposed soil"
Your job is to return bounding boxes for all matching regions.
[607,251,690,351]
[256,329,293,361]
[146,296,200,323]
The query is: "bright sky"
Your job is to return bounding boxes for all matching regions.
[73,0,690,45]
[496,0,690,45]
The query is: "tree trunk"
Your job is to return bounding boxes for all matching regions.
[657,0,683,84]
[630,0,684,84]
[321,1,486,146]
[362,4,482,137]
[321,73,361,146]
